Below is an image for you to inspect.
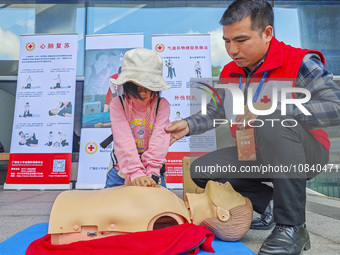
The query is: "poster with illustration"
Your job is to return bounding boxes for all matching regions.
[76,33,144,189]
[5,34,77,189]
[152,34,216,188]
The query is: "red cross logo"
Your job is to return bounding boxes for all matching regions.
[261,96,271,103]
[155,44,165,53]
[85,142,98,154]
[90,108,95,113]
[26,42,35,51]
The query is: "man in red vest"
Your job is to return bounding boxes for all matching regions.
[166,0,340,254]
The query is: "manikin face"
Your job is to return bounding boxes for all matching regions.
[222,16,272,71]
[132,85,152,104]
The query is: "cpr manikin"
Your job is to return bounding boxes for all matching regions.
[49,181,252,245]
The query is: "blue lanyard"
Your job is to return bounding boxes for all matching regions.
[239,71,268,103]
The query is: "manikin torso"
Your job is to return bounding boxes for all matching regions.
[49,181,252,244]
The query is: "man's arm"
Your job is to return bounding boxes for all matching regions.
[166,87,226,145]
[185,87,226,135]
[287,53,340,129]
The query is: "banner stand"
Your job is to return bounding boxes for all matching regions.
[152,34,214,189]
[3,183,72,190]
[76,33,144,189]
[5,34,78,189]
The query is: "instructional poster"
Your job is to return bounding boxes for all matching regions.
[5,34,78,189]
[152,34,216,188]
[76,33,144,189]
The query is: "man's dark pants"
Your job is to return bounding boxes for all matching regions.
[191,111,329,226]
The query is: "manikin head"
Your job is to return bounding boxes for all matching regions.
[186,181,253,241]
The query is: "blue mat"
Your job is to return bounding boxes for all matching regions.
[0,223,48,255]
[199,239,255,254]
[0,223,255,255]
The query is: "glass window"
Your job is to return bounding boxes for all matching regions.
[0,80,16,152]
[273,1,340,75]
[0,2,86,76]
[87,1,231,77]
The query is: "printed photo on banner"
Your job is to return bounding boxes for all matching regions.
[50,74,72,89]
[18,130,39,147]
[48,101,73,118]
[164,58,177,79]
[18,101,40,118]
[82,49,131,128]
[20,75,41,90]
[44,130,70,148]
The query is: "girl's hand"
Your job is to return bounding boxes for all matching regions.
[130,176,157,187]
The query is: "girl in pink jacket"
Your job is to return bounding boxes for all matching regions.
[105,48,172,188]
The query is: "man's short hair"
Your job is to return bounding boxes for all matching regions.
[219,0,273,32]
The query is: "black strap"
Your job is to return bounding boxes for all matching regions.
[155,97,161,116]
[100,134,113,148]
[118,94,125,111]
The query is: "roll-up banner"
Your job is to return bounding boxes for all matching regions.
[76,33,144,189]
[5,34,78,190]
[152,34,216,189]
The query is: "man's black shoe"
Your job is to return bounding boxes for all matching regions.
[258,223,311,255]
[250,200,274,230]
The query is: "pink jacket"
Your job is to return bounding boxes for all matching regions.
[110,96,171,183]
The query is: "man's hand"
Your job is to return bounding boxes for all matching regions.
[235,103,272,129]
[165,120,189,145]
[129,176,157,187]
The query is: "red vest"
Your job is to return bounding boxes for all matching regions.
[220,37,330,151]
